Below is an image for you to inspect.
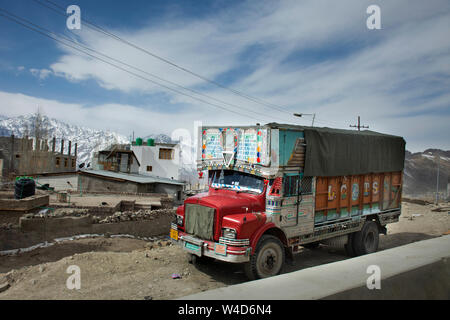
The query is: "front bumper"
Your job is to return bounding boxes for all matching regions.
[170,224,250,263]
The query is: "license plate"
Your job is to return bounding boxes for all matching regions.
[170,229,178,241]
[185,242,201,252]
[214,243,227,256]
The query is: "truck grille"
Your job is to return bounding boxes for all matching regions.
[184,203,215,240]
[219,237,250,247]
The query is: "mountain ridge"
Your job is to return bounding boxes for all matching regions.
[0,114,448,196]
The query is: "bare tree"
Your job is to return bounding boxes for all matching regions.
[31,107,49,142]
[23,122,30,138]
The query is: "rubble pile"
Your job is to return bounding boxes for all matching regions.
[20,207,176,224]
[0,223,15,230]
[23,208,90,219]
[94,209,176,224]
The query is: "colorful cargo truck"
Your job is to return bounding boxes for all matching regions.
[170,123,406,279]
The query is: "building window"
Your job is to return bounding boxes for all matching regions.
[64,158,68,168]
[56,157,60,167]
[147,166,152,172]
[159,148,173,160]
[71,159,76,168]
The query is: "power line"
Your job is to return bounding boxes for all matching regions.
[1,7,291,124]
[32,0,296,116]
[31,0,353,129]
[0,9,283,123]
[4,2,349,129]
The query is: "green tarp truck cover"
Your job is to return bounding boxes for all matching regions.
[303,127,405,177]
[267,123,406,177]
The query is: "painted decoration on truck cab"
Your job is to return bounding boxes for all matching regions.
[268,177,282,196]
[202,127,269,166]
[235,128,269,165]
[236,129,257,163]
[203,129,223,159]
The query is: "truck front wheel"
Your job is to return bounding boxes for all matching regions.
[352,221,379,256]
[244,235,285,280]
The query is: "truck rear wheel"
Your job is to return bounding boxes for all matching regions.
[244,235,285,280]
[352,221,379,256]
[344,233,356,257]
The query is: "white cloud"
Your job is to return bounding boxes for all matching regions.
[3,0,450,152]
[29,68,53,80]
[0,91,270,140]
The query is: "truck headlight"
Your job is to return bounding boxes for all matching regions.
[222,228,236,239]
[176,215,184,226]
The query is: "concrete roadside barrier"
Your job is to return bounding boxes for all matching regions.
[181,235,450,300]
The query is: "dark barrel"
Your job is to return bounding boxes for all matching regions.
[14,178,36,199]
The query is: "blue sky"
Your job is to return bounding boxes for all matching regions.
[0,0,449,152]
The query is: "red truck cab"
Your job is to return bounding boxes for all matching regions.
[172,170,272,265]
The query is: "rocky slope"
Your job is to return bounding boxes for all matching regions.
[0,113,447,196]
[403,149,450,198]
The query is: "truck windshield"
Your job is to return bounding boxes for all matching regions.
[210,170,265,194]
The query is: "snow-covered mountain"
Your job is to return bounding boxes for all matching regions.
[0,114,200,184]
[0,114,129,165]
[142,133,174,144]
[2,113,445,195]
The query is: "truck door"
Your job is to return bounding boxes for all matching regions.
[280,174,315,236]
[280,173,301,227]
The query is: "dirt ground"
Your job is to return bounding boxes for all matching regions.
[0,201,449,300]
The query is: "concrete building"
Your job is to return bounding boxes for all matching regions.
[0,135,77,180]
[131,141,180,180]
[92,144,140,174]
[79,169,185,202]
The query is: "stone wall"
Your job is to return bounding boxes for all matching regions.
[0,209,176,251]
[0,194,49,212]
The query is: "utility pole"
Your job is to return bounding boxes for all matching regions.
[435,155,440,205]
[350,116,369,131]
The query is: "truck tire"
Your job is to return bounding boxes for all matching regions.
[344,233,357,257]
[352,221,379,256]
[244,235,285,280]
